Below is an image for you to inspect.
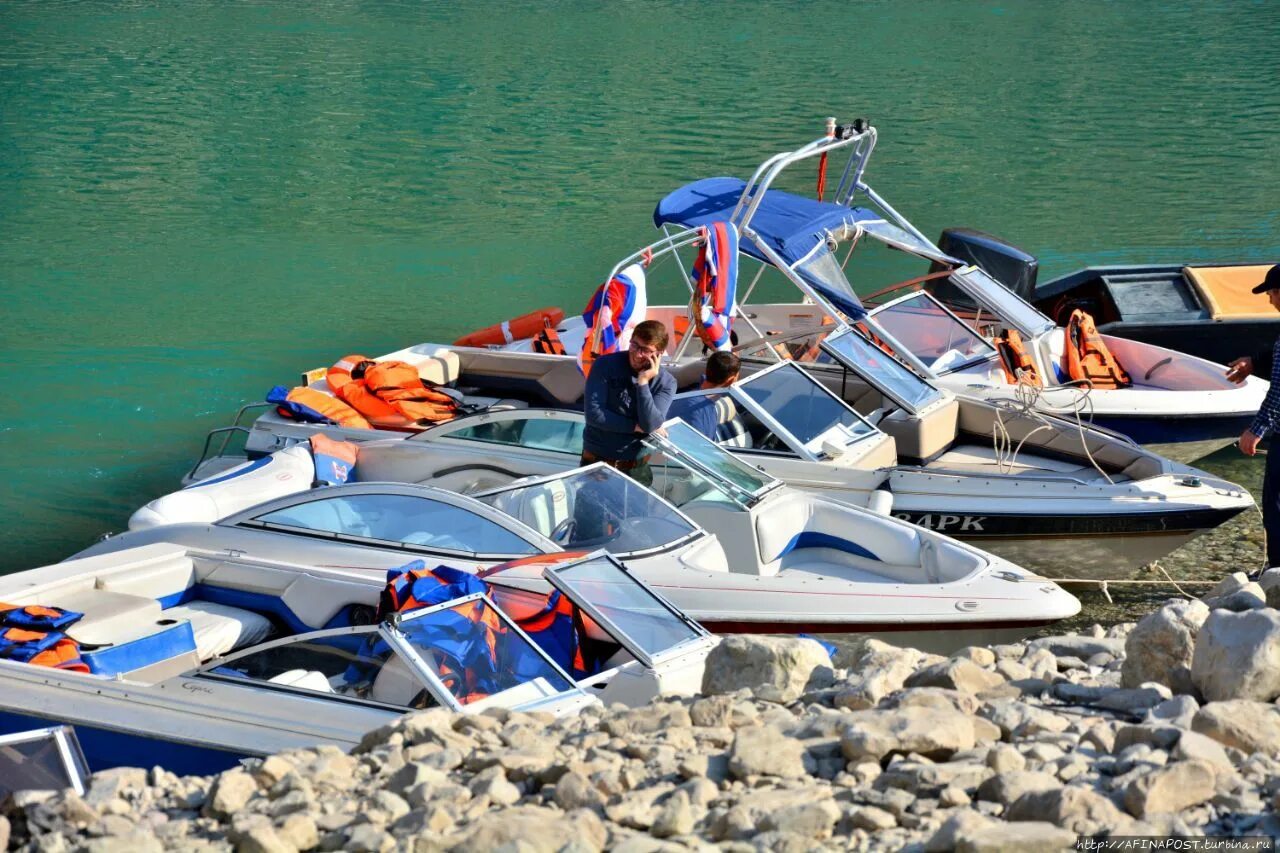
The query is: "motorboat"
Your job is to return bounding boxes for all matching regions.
[145,425,1080,646]
[0,543,714,774]
[649,120,1268,464]
[936,233,1277,370]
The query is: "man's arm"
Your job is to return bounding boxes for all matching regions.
[635,371,677,434]
[1245,341,1280,444]
[583,366,637,434]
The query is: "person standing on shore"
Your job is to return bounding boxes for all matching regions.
[1229,264,1280,568]
[580,320,675,487]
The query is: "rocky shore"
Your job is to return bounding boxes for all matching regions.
[6,571,1280,852]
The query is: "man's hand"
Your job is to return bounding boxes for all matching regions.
[1226,357,1253,384]
[1240,428,1262,456]
[636,353,661,384]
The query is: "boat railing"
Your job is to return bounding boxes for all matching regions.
[185,402,271,481]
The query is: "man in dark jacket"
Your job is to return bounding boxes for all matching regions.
[1230,264,1280,568]
[580,320,676,486]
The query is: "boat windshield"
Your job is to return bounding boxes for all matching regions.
[546,554,703,667]
[869,291,996,374]
[643,420,779,508]
[394,597,575,704]
[793,243,867,320]
[949,266,1055,337]
[820,328,945,413]
[733,363,879,457]
[474,467,699,555]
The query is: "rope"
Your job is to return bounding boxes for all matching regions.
[989,369,1115,485]
[816,151,828,202]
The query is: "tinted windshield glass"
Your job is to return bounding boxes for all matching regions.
[871,292,995,373]
[821,329,944,412]
[476,468,697,554]
[398,598,573,703]
[950,267,1054,336]
[736,363,877,452]
[656,420,776,498]
[552,557,700,663]
[252,493,539,555]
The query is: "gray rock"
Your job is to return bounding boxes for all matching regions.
[1121,598,1209,695]
[979,700,1070,739]
[955,820,1078,852]
[975,771,1060,805]
[1029,635,1126,659]
[881,686,981,715]
[729,725,808,778]
[1124,759,1217,817]
[953,647,997,667]
[204,768,257,819]
[840,706,977,763]
[468,766,521,806]
[277,813,319,850]
[1146,695,1199,729]
[602,703,692,736]
[84,767,148,807]
[451,806,606,853]
[925,810,997,852]
[1171,730,1236,776]
[650,790,694,838]
[759,799,840,839]
[701,634,833,703]
[995,659,1032,682]
[906,659,1006,694]
[1095,685,1172,714]
[1191,700,1280,754]
[1005,786,1128,834]
[833,641,927,710]
[1113,724,1181,752]
[1191,608,1280,702]
[845,804,897,831]
[554,770,605,810]
[1258,568,1280,608]
[1205,583,1267,612]
[877,759,993,792]
[986,744,1026,774]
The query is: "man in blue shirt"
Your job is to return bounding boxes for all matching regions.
[580,320,676,487]
[668,351,742,441]
[1230,264,1280,568]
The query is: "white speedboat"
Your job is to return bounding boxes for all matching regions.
[132,426,1079,647]
[0,544,713,774]
[650,118,1266,464]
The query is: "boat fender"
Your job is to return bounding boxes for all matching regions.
[867,486,894,517]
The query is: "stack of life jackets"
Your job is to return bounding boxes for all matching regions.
[0,603,89,673]
[326,355,466,428]
[579,263,647,378]
[689,221,739,352]
[1062,310,1131,390]
[268,385,371,430]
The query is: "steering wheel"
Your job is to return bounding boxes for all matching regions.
[759,432,787,452]
[550,517,578,544]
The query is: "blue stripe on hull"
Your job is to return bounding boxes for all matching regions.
[1091,412,1254,446]
[0,710,251,776]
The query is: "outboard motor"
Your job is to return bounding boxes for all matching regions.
[932,228,1040,299]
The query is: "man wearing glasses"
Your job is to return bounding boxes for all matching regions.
[580,320,675,486]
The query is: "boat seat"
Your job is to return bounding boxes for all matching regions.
[268,669,333,693]
[490,478,571,541]
[54,588,164,646]
[713,396,753,449]
[163,601,273,660]
[754,491,922,574]
[370,651,433,707]
[925,444,1129,483]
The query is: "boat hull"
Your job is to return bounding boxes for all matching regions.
[1089,412,1254,464]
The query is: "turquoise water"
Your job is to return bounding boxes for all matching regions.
[3,1,1280,572]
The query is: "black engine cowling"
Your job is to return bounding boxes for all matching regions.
[933,228,1039,299]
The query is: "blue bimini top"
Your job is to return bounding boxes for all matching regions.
[653,177,887,267]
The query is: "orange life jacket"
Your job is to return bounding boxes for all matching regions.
[327,355,461,428]
[993,329,1042,386]
[284,386,372,430]
[532,327,567,355]
[1062,310,1131,390]
[0,626,89,673]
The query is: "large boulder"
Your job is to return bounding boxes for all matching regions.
[1190,608,1280,702]
[701,634,833,703]
[905,659,1006,695]
[1191,700,1280,755]
[1005,786,1129,835]
[729,726,809,779]
[1258,568,1280,608]
[840,706,977,763]
[1121,598,1208,694]
[1123,759,1216,818]
[833,640,928,710]
[451,806,605,852]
